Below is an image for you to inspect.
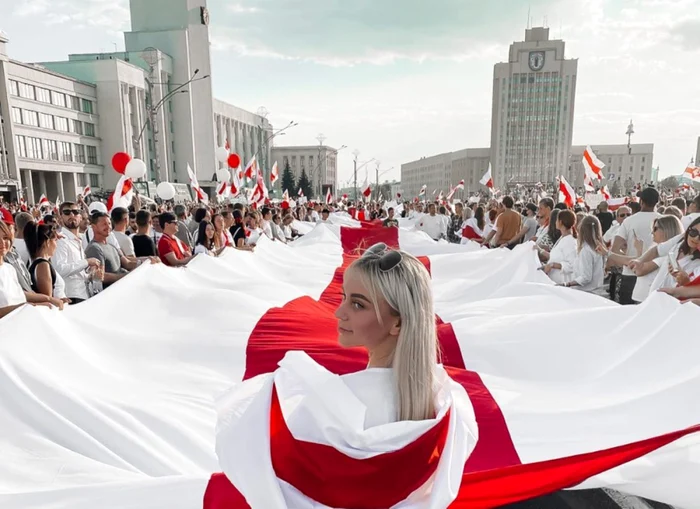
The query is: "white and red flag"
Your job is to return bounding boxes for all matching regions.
[418,185,427,197]
[437,190,444,202]
[455,179,465,191]
[297,187,304,197]
[446,187,457,201]
[270,161,279,186]
[480,164,494,189]
[250,171,268,205]
[325,187,333,205]
[361,180,371,199]
[82,186,92,197]
[558,175,576,208]
[244,156,258,181]
[216,181,229,199]
[683,165,700,183]
[583,172,595,192]
[187,164,208,203]
[106,175,134,212]
[229,168,241,197]
[583,145,605,181]
[38,194,49,207]
[600,185,611,201]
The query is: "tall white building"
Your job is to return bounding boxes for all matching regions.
[0,0,272,203]
[491,27,578,187]
[271,145,339,197]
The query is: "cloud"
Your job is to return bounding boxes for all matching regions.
[668,19,700,50]
[12,0,129,32]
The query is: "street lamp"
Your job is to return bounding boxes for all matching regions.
[135,68,210,184]
[251,120,298,187]
[309,143,346,199]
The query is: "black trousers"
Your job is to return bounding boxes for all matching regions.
[68,298,85,305]
[618,275,638,305]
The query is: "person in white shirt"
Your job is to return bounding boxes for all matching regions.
[271,214,287,243]
[11,211,33,265]
[540,209,577,285]
[603,206,631,245]
[260,207,274,240]
[309,204,321,223]
[416,204,446,241]
[631,217,700,296]
[53,202,102,304]
[110,207,136,258]
[611,188,660,304]
[681,196,700,230]
[559,216,606,294]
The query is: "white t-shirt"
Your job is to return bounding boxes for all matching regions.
[13,238,30,265]
[417,214,445,240]
[0,263,27,308]
[112,231,135,257]
[615,211,660,276]
[682,212,700,231]
[548,235,577,284]
[649,234,700,294]
[634,256,664,302]
[194,244,211,256]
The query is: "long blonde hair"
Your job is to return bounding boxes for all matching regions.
[349,246,437,421]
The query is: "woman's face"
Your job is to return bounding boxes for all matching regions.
[335,267,400,351]
[45,235,58,257]
[652,222,665,244]
[0,228,10,260]
[205,223,214,240]
[214,216,223,230]
[687,225,700,252]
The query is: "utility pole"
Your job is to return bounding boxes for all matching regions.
[375,162,380,201]
[353,149,360,202]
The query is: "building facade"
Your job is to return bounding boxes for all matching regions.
[0,0,273,203]
[271,145,338,198]
[490,27,578,187]
[401,148,490,199]
[569,144,654,189]
[0,33,104,203]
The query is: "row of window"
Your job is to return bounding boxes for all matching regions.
[11,107,96,136]
[9,80,94,114]
[15,135,98,165]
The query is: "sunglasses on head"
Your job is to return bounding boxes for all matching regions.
[62,209,81,216]
[363,243,403,272]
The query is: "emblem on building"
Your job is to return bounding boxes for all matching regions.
[528,51,545,71]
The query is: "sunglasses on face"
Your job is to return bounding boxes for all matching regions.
[363,242,403,272]
[62,209,81,216]
[618,213,629,218]
[688,228,700,239]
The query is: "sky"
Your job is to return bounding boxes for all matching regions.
[1,0,698,186]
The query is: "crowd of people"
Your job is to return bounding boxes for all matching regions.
[1,182,699,318]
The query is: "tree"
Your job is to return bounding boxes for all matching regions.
[298,167,312,199]
[660,176,679,191]
[281,161,296,195]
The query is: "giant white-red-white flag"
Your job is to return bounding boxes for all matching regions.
[107,175,134,212]
[558,175,576,208]
[583,146,605,181]
[187,164,208,203]
[270,161,279,186]
[480,164,494,189]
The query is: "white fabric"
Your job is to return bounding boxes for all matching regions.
[12,238,30,265]
[52,227,89,300]
[603,222,621,244]
[615,211,660,276]
[193,244,211,256]
[1,233,700,507]
[547,234,577,284]
[573,244,605,292]
[633,256,663,302]
[216,351,477,509]
[682,212,700,230]
[0,263,26,307]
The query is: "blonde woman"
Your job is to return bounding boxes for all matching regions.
[559,215,606,294]
[215,243,478,508]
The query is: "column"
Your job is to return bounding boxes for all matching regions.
[24,169,35,204]
[39,172,47,197]
[55,172,64,203]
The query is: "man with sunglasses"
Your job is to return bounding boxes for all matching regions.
[53,202,102,304]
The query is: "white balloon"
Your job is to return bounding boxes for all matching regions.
[124,158,147,180]
[216,168,230,183]
[215,146,229,163]
[156,181,176,201]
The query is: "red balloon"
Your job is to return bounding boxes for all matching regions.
[227,153,241,168]
[112,152,131,174]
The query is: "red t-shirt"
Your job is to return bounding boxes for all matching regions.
[158,234,185,266]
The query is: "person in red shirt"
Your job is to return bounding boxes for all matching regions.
[157,212,192,266]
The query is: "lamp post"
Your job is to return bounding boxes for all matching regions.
[250,120,298,188]
[136,68,210,184]
[374,163,394,201]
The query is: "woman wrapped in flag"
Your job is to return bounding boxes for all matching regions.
[214,243,479,508]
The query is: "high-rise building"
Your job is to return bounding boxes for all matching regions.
[490,27,578,187]
[400,148,490,198]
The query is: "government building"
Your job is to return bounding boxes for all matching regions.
[0,0,271,203]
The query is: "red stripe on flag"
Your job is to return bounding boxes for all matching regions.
[583,149,601,177]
